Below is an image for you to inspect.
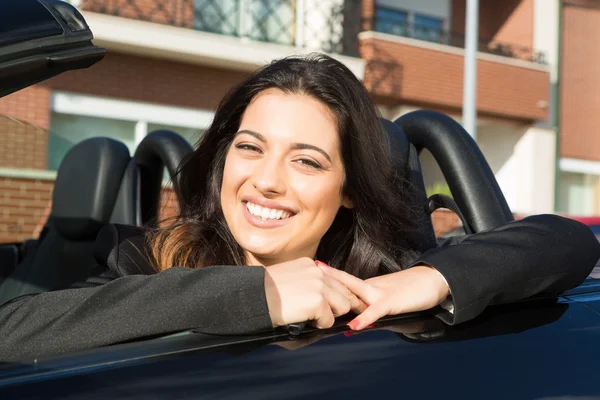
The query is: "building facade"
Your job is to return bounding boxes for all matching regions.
[0,0,563,242]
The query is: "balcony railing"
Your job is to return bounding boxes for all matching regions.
[80,0,361,57]
[372,16,547,65]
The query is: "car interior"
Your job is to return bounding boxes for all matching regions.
[0,0,543,322]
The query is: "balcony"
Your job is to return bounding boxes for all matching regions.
[79,0,362,57]
[370,13,546,65]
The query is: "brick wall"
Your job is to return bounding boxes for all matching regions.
[560,1,600,161]
[0,86,51,169]
[431,209,461,237]
[452,0,534,49]
[0,177,53,243]
[46,52,248,111]
[82,0,195,28]
[360,37,549,122]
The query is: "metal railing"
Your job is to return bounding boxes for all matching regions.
[80,0,361,56]
[372,16,547,65]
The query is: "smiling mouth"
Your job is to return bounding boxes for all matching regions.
[244,201,295,221]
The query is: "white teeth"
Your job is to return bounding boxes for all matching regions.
[260,207,270,219]
[245,201,293,220]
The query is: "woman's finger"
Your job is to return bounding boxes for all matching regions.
[318,265,374,303]
[324,276,368,315]
[322,281,352,317]
[312,300,335,329]
[347,302,388,331]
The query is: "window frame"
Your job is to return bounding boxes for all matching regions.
[48,91,214,170]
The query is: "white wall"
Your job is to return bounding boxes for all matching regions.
[533,0,559,83]
[478,124,555,214]
[533,0,559,129]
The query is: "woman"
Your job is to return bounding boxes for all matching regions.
[0,54,598,361]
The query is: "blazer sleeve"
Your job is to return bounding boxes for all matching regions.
[0,265,272,361]
[412,214,600,325]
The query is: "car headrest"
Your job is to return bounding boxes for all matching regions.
[51,137,131,240]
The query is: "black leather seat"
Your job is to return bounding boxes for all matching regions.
[0,137,132,305]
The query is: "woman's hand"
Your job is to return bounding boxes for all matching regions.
[264,258,368,329]
[319,265,450,330]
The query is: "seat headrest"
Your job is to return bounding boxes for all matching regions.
[51,137,131,240]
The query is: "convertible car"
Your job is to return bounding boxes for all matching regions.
[1,1,599,399]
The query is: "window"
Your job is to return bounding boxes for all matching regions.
[374,7,408,37]
[557,172,599,216]
[374,6,445,44]
[48,92,213,171]
[413,14,443,43]
[194,0,240,36]
[147,123,204,147]
[247,0,296,46]
[193,0,297,46]
[48,114,136,171]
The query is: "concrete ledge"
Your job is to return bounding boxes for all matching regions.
[0,168,57,181]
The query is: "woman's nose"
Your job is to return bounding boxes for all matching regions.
[251,157,286,196]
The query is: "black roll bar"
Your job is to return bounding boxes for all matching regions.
[133,130,193,226]
[394,110,514,232]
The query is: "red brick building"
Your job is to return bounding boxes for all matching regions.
[0,0,559,242]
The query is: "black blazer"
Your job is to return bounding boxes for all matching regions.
[0,214,598,361]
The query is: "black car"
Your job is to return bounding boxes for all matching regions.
[1,1,599,399]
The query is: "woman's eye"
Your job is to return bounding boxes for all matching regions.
[235,143,261,153]
[295,158,322,169]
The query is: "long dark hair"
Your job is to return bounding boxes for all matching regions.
[148,53,419,279]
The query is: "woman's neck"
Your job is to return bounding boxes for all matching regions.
[245,251,317,267]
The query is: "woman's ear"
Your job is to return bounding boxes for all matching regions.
[342,196,354,209]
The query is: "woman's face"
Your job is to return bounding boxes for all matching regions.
[220,88,351,266]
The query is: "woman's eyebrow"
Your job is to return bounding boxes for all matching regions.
[236,129,331,162]
[290,143,331,162]
[236,129,266,142]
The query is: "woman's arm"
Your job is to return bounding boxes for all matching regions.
[320,214,600,330]
[0,265,271,361]
[416,214,600,325]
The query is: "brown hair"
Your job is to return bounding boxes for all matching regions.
[147,54,419,278]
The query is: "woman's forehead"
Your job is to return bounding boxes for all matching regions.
[239,89,340,150]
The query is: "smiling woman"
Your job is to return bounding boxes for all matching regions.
[1,54,599,361]
[221,90,351,266]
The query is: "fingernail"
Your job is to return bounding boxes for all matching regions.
[343,331,354,337]
[315,260,331,269]
[366,324,375,329]
[347,320,360,330]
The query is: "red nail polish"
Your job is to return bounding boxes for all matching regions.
[347,320,360,330]
[344,331,354,337]
[366,324,375,329]
[314,260,327,267]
